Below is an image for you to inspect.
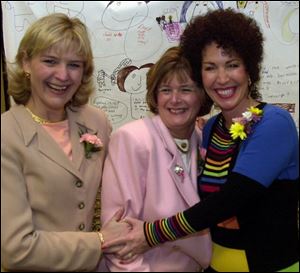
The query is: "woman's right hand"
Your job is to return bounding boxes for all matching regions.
[100,208,131,253]
[102,217,150,260]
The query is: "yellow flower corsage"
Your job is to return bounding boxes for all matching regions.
[229,107,263,140]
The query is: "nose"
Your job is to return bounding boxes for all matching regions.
[170,90,181,103]
[216,68,229,85]
[55,64,69,81]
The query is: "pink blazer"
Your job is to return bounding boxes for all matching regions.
[101,115,212,272]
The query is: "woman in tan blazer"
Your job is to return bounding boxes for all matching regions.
[1,13,129,271]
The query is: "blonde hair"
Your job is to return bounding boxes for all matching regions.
[8,13,94,106]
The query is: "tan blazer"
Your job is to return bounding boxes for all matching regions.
[1,104,111,271]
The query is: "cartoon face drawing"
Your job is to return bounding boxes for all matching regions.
[117,64,153,94]
[101,1,149,31]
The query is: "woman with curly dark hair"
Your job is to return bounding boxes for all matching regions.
[102,9,299,272]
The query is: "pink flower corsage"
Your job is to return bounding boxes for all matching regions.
[79,132,103,159]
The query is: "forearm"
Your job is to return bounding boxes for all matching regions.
[2,230,101,271]
[144,172,265,246]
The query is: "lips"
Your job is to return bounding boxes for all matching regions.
[47,83,68,92]
[215,87,235,98]
[168,108,187,114]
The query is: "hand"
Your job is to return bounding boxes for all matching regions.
[102,217,150,259]
[100,208,131,254]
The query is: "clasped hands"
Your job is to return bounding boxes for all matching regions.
[100,210,150,263]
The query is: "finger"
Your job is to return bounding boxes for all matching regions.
[111,208,125,221]
[102,236,128,249]
[116,245,134,257]
[120,217,136,227]
[102,244,125,254]
[120,254,138,264]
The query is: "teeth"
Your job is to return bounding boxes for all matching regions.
[169,108,185,114]
[48,83,67,91]
[216,88,234,97]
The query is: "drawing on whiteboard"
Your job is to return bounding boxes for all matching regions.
[92,1,163,61]
[1,1,298,131]
[117,63,153,119]
[3,1,36,32]
[46,1,85,22]
[92,95,128,124]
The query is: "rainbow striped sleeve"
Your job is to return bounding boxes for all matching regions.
[144,212,197,247]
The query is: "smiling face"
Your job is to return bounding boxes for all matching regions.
[157,73,202,139]
[201,42,251,120]
[23,42,84,120]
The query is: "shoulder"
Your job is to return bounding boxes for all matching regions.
[69,104,112,130]
[261,104,296,131]
[263,104,293,118]
[112,118,147,138]
[1,105,27,136]
[1,110,16,140]
[77,104,109,121]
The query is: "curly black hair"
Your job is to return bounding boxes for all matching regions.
[180,8,264,100]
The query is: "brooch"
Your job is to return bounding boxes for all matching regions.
[174,165,184,178]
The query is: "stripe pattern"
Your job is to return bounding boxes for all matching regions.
[198,116,239,197]
[144,115,241,246]
[144,212,196,247]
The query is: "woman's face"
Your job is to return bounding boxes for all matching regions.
[201,42,250,116]
[23,43,84,115]
[157,73,202,139]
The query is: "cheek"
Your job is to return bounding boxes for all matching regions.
[72,71,84,84]
[157,94,166,106]
[201,72,214,87]
[190,95,202,112]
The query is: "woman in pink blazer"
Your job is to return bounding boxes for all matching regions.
[101,47,213,271]
[1,13,129,271]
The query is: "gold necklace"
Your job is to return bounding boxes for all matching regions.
[25,107,55,125]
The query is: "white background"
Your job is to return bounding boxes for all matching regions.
[2,1,299,130]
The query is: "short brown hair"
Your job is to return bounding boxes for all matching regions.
[146,46,212,116]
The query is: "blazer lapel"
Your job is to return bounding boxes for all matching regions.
[67,108,85,170]
[67,107,101,171]
[37,127,82,178]
[150,116,200,206]
[12,105,82,179]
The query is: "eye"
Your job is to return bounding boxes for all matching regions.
[181,87,194,93]
[227,63,240,68]
[202,65,215,71]
[42,59,57,65]
[158,87,171,94]
[68,63,82,69]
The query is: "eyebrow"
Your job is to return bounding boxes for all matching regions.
[202,58,241,64]
[41,54,84,62]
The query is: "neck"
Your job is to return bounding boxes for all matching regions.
[169,126,194,139]
[25,104,67,124]
[222,98,258,128]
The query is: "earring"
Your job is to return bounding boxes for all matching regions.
[24,72,31,79]
[248,77,252,86]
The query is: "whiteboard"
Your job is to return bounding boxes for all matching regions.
[2,1,299,131]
